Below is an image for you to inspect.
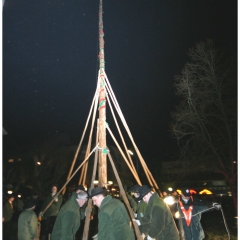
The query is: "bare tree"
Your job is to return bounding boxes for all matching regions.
[170,40,237,212]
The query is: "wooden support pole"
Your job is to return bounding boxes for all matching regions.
[82,120,100,240]
[108,152,143,240]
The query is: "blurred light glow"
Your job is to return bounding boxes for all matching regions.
[199,189,212,194]
[164,196,176,205]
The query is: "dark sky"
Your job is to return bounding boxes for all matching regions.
[3,1,237,162]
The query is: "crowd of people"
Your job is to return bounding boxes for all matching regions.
[2,183,222,240]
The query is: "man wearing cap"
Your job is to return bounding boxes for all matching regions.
[89,186,135,240]
[39,184,63,240]
[173,187,221,240]
[3,194,15,239]
[134,185,179,240]
[51,191,88,240]
[18,198,39,240]
[126,184,148,222]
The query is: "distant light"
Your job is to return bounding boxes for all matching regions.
[18,194,21,198]
[93,180,99,184]
[8,159,14,163]
[111,188,116,191]
[108,181,113,185]
[233,161,236,163]
[199,189,212,194]
[164,196,176,205]
[8,190,13,194]
[127,150,134,155]
[168,187,173,192]
[17,158,21,161]
[37,162,41,165]
[176,189,181,194]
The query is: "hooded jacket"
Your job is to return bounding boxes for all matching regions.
[97,195,135,240]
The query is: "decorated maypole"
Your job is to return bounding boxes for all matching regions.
[98,0,107,187]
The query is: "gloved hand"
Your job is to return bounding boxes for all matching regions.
[213,202,221,210]
[132,219,141,226]
[54,196,58,202]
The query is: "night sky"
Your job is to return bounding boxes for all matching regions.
[2,1,237,163]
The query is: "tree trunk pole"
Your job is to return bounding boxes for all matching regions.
[98,0,107,187]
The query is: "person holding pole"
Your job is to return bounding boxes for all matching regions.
[38,184,63,240]
[134,185,179,240]
[51,191,88,240]
[88,186,135,240]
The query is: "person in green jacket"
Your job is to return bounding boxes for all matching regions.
[126,184,148,222]
[134,185,179,240]
[89,186,135,240]
[39,184,63,240]
[18,198,39,240]
[51,191,88,240]
[3,194,15,239]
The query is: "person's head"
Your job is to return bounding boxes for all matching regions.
[51,184,58,194]
[75,185,85,194]
[162,191,168,196]
[181,188,191,201]
[129,184,141,199]
[8,195,15,202]
[88,187,107,208]
[138,185,152,203]
[76,191,88,207]
[24,199,36,210]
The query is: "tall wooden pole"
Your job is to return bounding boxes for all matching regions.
[98,0,107,187]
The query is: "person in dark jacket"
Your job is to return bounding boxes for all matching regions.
[39,184,63,240]
[51,191,88,240]
[126,184,148,222]
[172,187,221,240]
[18,198,39,240]
[2,194,15,239]
[88,186,135,240]
[135,185,179,240]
